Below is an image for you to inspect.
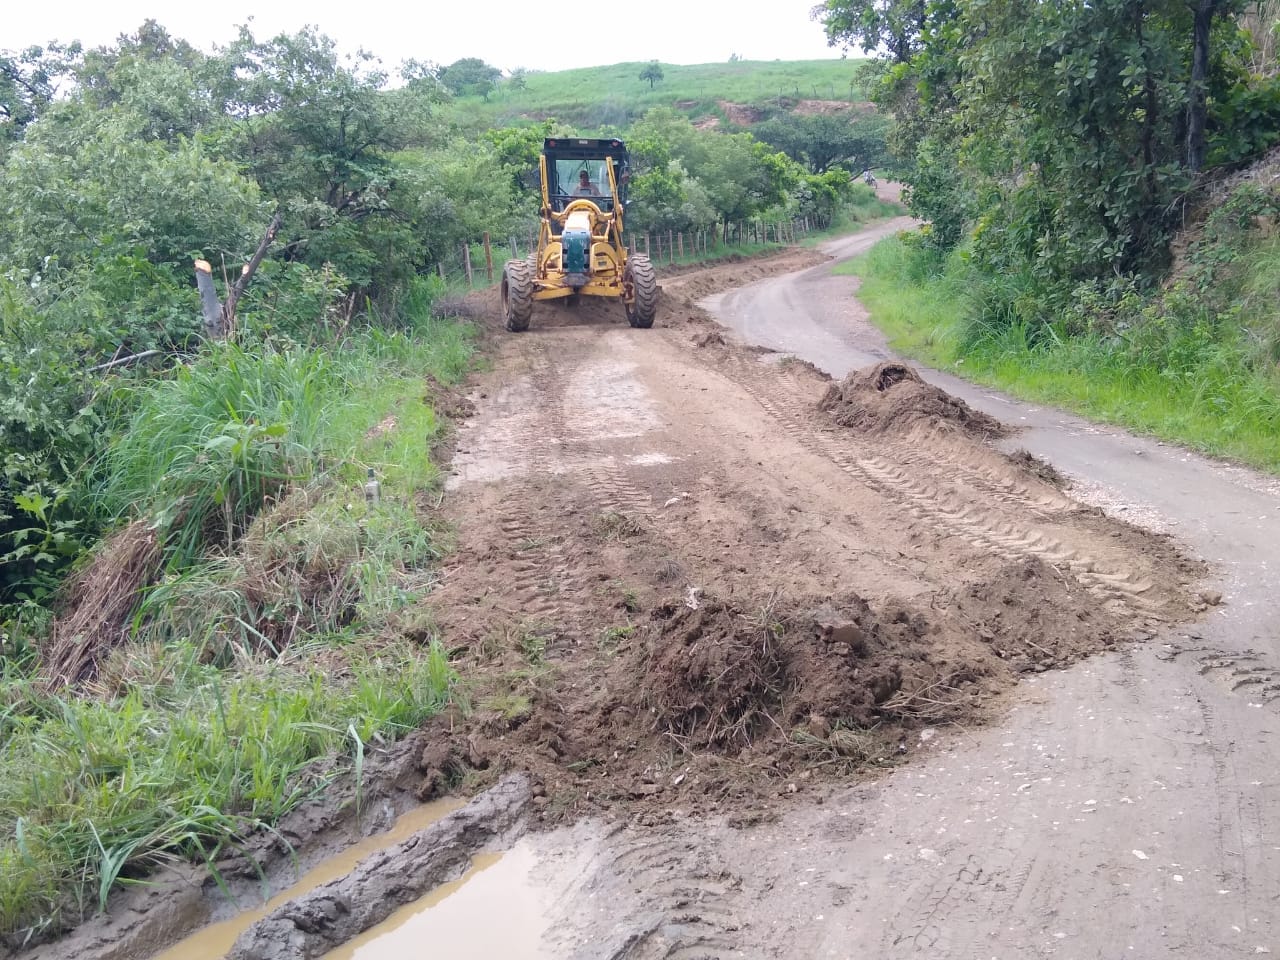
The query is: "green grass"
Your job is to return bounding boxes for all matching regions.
[0,639,453,937]
[842,236,1280,473]
[1,313,477,939]
[458,59,874,129]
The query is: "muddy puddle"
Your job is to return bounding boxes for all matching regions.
[150,797,465,960]
[323,841,559,960]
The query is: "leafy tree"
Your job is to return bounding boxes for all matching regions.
[0,42,81,149]
[399,139,524,265]
[793,168,856,222]
[640,61,665,89]
[816,0,934,63]
[0,114,262,276]
[819,0,1270,290]
[753,112,889,173]
[438,57,501,100]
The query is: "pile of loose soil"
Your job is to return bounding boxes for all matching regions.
[819,361,1006,438]
[1007,448,1068,488]
[412,556,1126,820]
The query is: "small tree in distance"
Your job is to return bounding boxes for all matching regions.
[639,61,664,89]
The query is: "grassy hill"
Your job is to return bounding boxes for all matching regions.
[456,59,874,130]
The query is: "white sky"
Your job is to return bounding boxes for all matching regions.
[5,0,848,73]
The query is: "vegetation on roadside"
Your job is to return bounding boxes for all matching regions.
[0,639,452,937]
[841,217,1280,471]
[816,0,1280,472]
[0,313,471,939]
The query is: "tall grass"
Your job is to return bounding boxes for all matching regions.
[0,639,454,937]
[98,345,339,568]
[843,235,1280,472]
[0,316,477,940]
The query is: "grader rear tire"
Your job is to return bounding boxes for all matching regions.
[502,257,535,332]
[625,253,657,329]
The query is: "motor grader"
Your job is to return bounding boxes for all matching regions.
[501,137,658,332]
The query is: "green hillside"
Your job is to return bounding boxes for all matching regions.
[458,58,874,129]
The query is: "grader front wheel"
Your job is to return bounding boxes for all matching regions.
[625,254,657,329]
[502,257,535,332]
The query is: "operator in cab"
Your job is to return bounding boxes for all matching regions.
[573,169,601,197]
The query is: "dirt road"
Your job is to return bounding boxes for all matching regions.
[693,230,1280,957]
[409,225,1280,959]
[43,224,1277,960]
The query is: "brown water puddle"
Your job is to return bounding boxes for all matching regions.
[322,842,555,960]
[150,797,465,960]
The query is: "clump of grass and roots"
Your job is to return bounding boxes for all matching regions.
[4,319,473,942]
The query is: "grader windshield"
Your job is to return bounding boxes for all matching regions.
[544,137,629,213]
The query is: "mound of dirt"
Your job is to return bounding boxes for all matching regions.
[819,361,1006,438]
[1007,448,1068,488]
[717,100,763,126]
[639,595,951,747]
[641,600,787,747]
[945,557,1124,673]
[413,549,1135,820]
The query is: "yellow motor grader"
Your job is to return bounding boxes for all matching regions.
[501,137,658,332]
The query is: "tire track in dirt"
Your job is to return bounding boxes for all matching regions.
[573,830,745,960]
[718,353,1169,618]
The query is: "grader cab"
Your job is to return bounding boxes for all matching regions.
[501,137,658,332]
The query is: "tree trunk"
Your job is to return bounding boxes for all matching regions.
[194,260,225,338]
[1186,0,1218,172]
[193,211,282,341]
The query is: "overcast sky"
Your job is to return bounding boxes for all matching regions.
[6,0,850,73]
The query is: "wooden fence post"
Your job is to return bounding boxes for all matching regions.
[463,243,473,287]
[678,232,684,259]
[483,233,494,284]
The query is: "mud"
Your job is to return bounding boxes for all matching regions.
[413,248,1195,827]
[819,360,1006,438]
[147,798,466,960]
[226,775,530,960]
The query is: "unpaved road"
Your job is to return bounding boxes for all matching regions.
[691,228,1280,957]
[28,222,1278,960]
[416,222,1280,959]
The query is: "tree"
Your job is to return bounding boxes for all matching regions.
[816,0,934,63]
[1186,0,1247,170]
[0,42,81,149]
[437,56,501,100]
[753,112,889,173]
[640,61,664,89]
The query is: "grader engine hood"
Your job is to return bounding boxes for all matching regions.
[562,210,593,287]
